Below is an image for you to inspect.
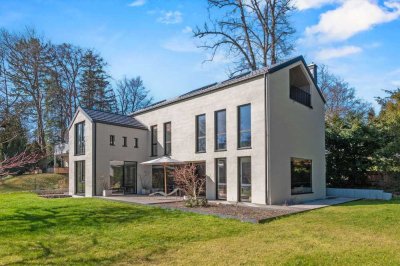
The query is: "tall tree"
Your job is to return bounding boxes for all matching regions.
[194,0,295,75]
[116,76,153,115]
[79,50,116,112]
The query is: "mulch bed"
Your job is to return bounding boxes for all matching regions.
[155,201,299,223]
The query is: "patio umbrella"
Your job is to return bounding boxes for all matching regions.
[140,156,185,194]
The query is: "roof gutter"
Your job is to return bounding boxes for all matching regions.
[264,72,271,205]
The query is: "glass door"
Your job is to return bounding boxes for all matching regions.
[216,158,227,200]
[75,161,85,195]
[124,161,137,194]
[239,157,251,202]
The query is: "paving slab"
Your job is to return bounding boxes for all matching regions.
[97,195,183,205]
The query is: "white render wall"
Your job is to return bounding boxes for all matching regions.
[268,62,326,204]
[134,76,268,204]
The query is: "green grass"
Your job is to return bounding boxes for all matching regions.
[1,193,400,265]
[0,174,67,193]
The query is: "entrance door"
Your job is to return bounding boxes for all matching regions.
[216,158,227,200]
[123,162,137,194]
[75,161,85,195]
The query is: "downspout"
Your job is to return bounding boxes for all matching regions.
[264,73,271,205]
[92,122,97,196]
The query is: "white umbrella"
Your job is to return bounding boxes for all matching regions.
[141,156,185,194]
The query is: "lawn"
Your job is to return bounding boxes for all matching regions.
[0,174,67,193]
[1,193,400,265]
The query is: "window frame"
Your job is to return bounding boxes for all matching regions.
[164,122,171,156]
[151,125,158,157]
[75,160,85,194]
[195,114,206,153]
[290,157,313,195]
[134,138,139,148]
[238,156,251,202]
[215,158,227,200]
[237,104,251,149]
[110,135,115,146]
[214,109,227,151]
[122,136,127,147]
[74,122,85,155]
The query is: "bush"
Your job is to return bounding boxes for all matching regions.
[184,197,208,208]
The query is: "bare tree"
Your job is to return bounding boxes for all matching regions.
[318,65,371,120]
[115,76,153,115]
[194,0,295,75]
[0,149,44,177]
[173,164,206,201]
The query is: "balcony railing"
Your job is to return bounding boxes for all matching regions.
[290,86,311,107]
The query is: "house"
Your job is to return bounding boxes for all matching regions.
[68,56,326,205]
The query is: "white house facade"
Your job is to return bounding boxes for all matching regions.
[68,56,326,205]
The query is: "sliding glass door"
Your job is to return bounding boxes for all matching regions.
[239,157,251,202]
[110,161,137,194]
[75,161,85,195]
[124,162,137,194]
[216,158,227,200]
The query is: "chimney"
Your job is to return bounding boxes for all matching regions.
[308,63,318,85]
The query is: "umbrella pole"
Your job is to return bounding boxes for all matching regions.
[164,164,167,195]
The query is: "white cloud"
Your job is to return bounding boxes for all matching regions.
[128,0,146,7]
[294,0,339,10]
[306,0,400,42]
[157,11,183,24]
[182,26,193,34]
[316,45,362,60]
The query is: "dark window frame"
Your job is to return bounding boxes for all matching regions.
[134,138,139,148]
[74,122,85,155]
[195,114,206,153]
[291,157,313,195]
[237,104,251,149]
[238,156,251,202]
[164,122,171,156]
[75,160,85,194]
[110,135,115,146]
[215,158,227,200]
[151,125,158,157]
[122,136,127,147]
[215,109,227,151]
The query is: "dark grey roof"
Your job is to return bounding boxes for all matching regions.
[82,108,147,130]
[132,56,325,115]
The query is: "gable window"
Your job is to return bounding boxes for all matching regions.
[151,125,157,156]
[110,135,115,146]
[123,137,127,147]
[164,122,171,156]
[134,138,139,148]
[196,114,206,153]
[75,122,85,155]
[291,158,312,195]
[289,65,312,108]
[238,104,251,148]
[215,110,226,151]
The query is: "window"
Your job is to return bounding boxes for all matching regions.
[289,65,312,107]
[151,125,157,156]
[239,157,251,202]
[110,135,115,146]
[196,114,206,152]
[110,161,137,194]
[164,122,171,156]
[134,138,139,148]
[216,158,227,200]
[291,158,312,195]
[123,136,127,147]
[75,122,85,155]
[238,104,251,148]
[75,160,85,194]
[215,110,226,151]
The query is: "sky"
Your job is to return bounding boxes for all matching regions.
[1,0,400,110]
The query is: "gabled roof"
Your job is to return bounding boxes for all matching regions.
[132,56,325,116]
[69,107,147,130]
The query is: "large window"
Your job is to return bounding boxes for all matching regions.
[151,125,157,156]
[289,66,312,107]
[291,158,312,194]
[75,122,85,155]
[196,114,206,153]
[239,157,251,202]
[238,104,251,148]
[75,160,85,194]
[164,122,171,155]
[152,165,174,192]
[216,158,227,200]
[215,110,226,151]
[109,161,138,194]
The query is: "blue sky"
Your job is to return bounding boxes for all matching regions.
[1,0,400,109]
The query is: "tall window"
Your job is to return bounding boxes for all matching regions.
[164,122,171,155]
[151,125,157,156]
[239,157,251,202]
[196,114,206,153]
[291,158,312,194]
[75,122,85,155]
[122,136,127,147]
[216,158,227,200]
[110,135,115,146]
[75,160,85,194]
[215,110,226,151]
[238,104,251,148]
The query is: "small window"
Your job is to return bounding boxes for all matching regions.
[215,110,226,151]
[123,137,127,147]
[164,122,171,156]
[134,138,139,148]
[196,114,206,153]
[238,104,251,148]
[110,135,115,146]
[291,158,312,195]
[151,125,157,156]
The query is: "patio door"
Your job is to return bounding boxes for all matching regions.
[239,157,251,202]
[75,161,85,195]
[216,158,227,200]
[123,162,137,194]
